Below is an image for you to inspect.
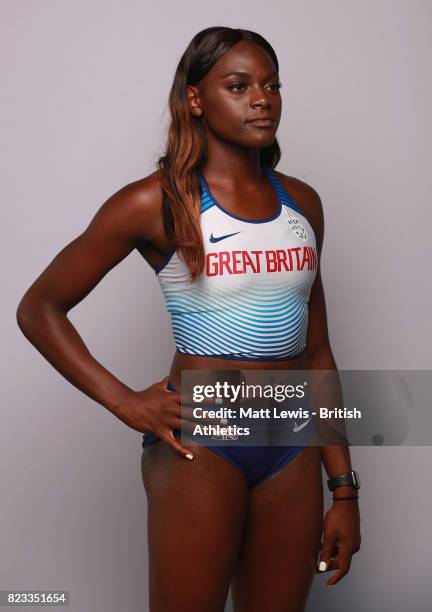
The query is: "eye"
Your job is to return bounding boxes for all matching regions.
[227,80,283,93]
[268,81,283,91]
[228,80,246,91]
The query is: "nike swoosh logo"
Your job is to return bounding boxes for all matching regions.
[209,231,241,243]
[292,416,313,432]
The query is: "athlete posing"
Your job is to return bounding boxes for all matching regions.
[17,27,361,612]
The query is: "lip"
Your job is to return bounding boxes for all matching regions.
[246,118,275,127]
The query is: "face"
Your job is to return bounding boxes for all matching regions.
[187,40,282,149]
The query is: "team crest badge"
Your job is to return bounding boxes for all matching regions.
[287,217,308,241]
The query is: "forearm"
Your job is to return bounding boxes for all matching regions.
[16,303,133,421]
[307,347,355,488]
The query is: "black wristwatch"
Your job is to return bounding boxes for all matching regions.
[327,470,361,492]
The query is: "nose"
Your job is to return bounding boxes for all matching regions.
[249,84,271,108]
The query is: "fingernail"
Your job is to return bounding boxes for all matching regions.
[220,418,228,425]
[319,561,327,572]
[185,453,194,460]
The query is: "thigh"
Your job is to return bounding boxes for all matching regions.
[141,437,249,612]
[231,445,323,612]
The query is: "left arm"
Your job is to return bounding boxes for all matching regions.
[287,177,361,586]
[306,263,355,489]
[292,179,353,479]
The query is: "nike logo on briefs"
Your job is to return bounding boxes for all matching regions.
[292,416,313,432]
[209,231,242,243]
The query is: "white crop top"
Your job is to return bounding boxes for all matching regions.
[154,167,318,361]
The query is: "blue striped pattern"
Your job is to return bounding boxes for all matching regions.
[162,278,309,359]
[263,169,304,214]
[200,186,215,213]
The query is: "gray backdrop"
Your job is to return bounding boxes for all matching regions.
[2,1,431,610]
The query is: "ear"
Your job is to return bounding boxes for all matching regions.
[186,84,202,117]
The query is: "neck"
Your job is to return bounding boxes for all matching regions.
[201,135,264,185]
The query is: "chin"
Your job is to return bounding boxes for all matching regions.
[223,128,277,149]
[248,133,277,148]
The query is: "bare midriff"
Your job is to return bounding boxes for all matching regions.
[168,349,309,390]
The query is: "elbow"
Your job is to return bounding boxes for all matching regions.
[16,290,48,335]
[16,288,65,335]
[16,295,35,334]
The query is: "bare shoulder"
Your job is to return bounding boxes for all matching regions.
[273,170,324,243]
[93,169,164,244]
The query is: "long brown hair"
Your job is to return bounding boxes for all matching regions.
[157,26,281,280]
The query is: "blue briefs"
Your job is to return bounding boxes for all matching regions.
[141,380,314,487]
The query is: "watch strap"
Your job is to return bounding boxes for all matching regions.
[327,470,360,491]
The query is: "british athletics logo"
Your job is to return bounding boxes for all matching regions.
[205,247,318,276]
[287,217,308,241]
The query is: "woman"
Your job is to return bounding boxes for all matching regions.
[17,26,361,612]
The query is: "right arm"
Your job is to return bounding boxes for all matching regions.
[16,175,194,459]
